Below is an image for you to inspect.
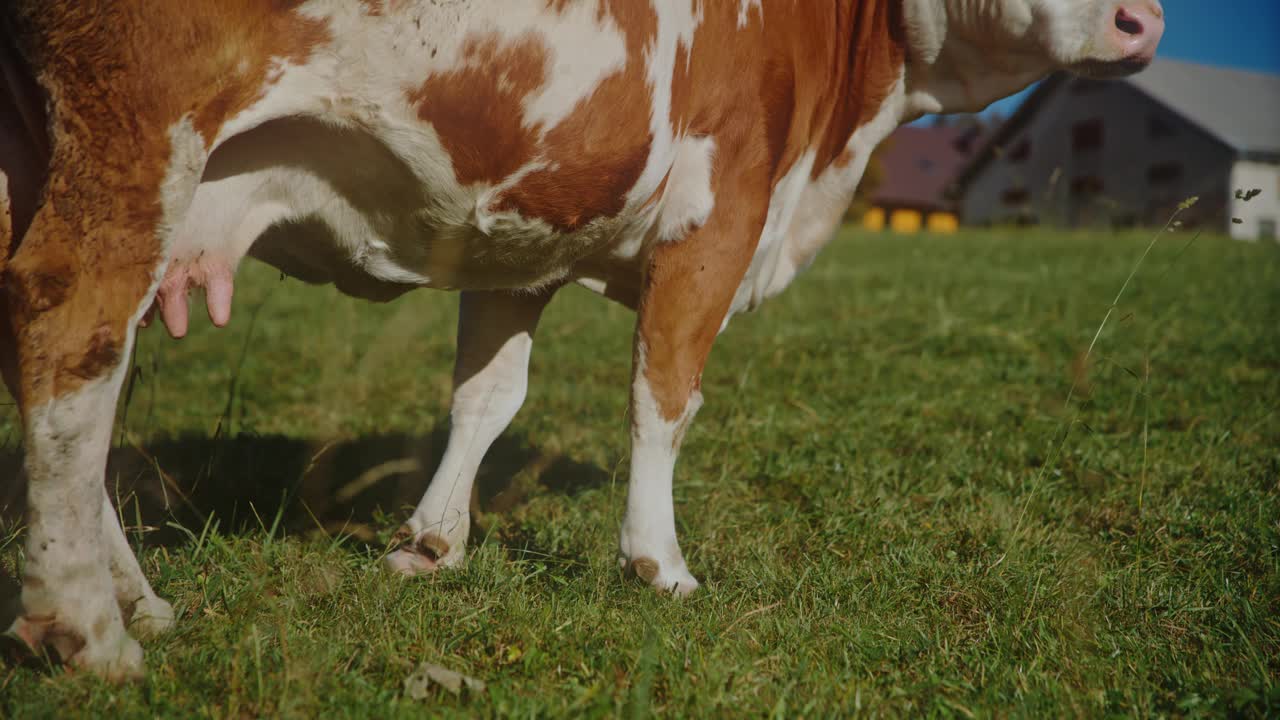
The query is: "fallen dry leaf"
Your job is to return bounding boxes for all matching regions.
[403,661,486,699]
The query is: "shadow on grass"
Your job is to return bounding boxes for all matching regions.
[0,429,611,550]
[0,430,611,669]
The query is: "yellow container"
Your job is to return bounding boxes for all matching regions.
[890,209,922,234]
[862,207,886,231]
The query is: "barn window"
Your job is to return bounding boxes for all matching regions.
[1147,163,1184,185]
[1008,140,1032,163]
[1148,114,1177,140]
[1002,188,1030,206]
[1070,175,1105,197]
[1261,218,1278,241]
[1072,119,1104,152]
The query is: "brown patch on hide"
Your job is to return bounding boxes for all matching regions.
[4,255,71,315]
[410,33,550,186]
[417,533,450,561]
[90,615,111,642]
[635,152,771,421]
[188,6,332,144]
[808,1,906,176]
[629,557,660,584]
[492,1,657,233]
[668,1,904,186]
[66,324,120,381]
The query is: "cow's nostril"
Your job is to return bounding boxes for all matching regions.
[1115,8,1144,36]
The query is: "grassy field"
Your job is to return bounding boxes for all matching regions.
[0,226,1277,717]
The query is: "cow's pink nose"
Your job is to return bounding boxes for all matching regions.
[1113,3,1164,64]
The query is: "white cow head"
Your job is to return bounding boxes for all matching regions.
[903,0,1165,114]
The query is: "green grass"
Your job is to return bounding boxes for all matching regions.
[1,226,1278,717]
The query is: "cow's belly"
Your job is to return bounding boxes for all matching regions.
[175,115,648,300]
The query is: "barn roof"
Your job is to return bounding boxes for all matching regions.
[1129,59,1280,156]
[954,59,1280,190]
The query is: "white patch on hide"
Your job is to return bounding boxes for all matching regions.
[626,0,702,208]
[621,347,700,596]
[655,136,716,242]
[518,1,629,130]
[154,116,206,282]
[729,150,816,319]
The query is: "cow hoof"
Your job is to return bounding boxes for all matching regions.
[69,632,145,682]
[385,530,463,576]
[5,613,145,682]
[126,596,175,639]
[625,556,700,597]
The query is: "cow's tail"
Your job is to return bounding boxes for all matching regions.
[0,7,49,278]
[0,7,47,396]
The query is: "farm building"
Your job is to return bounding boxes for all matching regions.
[861,124,986,234]
[954,59,1280,240]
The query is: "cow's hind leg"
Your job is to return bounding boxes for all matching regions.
[11,368,144,679]
[4,158,186,678]
[387,289,555,574]
[99,487,175,638]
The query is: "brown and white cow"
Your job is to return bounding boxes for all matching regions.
[0,0,1161,678]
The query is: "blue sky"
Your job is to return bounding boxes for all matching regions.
[980,0,1280,117]
[1156,0,1280,73]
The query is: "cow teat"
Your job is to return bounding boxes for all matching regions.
[144,256,236,339]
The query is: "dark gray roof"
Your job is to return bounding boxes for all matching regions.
[953,59,1280,190]
[1128,59,1280,155]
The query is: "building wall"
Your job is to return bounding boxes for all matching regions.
[1230,160,1280,241]
[962,79,1235,230]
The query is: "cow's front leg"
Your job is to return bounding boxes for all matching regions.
[387,289,555,574]
[621,150,768,595]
